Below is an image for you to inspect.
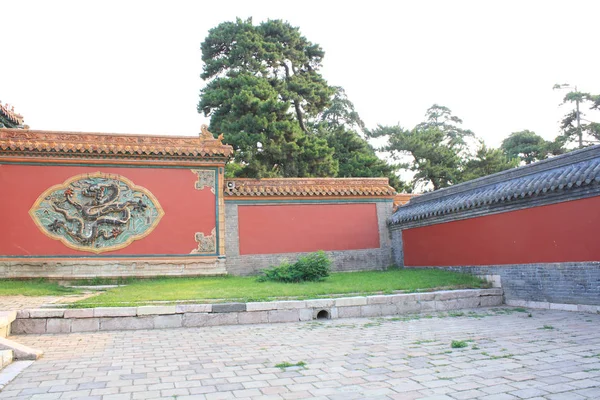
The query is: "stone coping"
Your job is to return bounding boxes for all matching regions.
[506,299,600,313]
[11,288,503,335]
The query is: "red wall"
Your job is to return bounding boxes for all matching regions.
[403,196,600,266]
[0,164,215,256]
[238,203,380,255]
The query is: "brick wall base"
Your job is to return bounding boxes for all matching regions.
[411,263,600,307]
[0,258,226,279]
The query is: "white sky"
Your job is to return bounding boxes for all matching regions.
[2,0,599,148]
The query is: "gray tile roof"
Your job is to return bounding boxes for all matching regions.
[390,145,600,226]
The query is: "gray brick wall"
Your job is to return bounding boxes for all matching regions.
[412,263,600,306]
[224,201,393,276]
[390,228,403,267]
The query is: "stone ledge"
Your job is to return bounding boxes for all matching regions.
[12,288,504,334]
[0,312,16,339]
[506,299,599,313]
[0,337,42,360]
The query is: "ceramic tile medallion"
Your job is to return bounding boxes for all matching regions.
[29,172,164,253]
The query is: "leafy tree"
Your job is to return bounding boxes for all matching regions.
[318,86,365,132]
[501,130,551,164]
[461,145,519,182]
[369,124,462,191]
[369,105,518,191]
[321,127,406,191]
[553,84,600,148]
[198,18,337,178]
[370,106,478,191]
[315,87,406,190]
[199,21,402,188]
[416,104,477,158]
[200,71,337,177]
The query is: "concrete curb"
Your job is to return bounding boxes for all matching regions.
[11,289,504,335]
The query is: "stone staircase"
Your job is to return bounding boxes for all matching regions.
[0,311,42,390]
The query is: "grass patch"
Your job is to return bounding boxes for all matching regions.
[71,277,135,286]
[275,361,306,369]
[541,325,555,330]
[0,279,79,296]
[70,269,488,307]
[448,311,465,317]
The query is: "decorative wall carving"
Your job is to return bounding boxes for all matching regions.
[192,169,216,194]
[29,173,164,253]
[191,228,216,254]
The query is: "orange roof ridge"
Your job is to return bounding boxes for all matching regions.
[225,177,396,198]
[0,125,233,162]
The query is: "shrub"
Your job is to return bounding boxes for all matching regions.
[258,251,331,283]
[451,340,468,349]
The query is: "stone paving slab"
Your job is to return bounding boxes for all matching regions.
[0,294,99,313]
[0,307,599,399]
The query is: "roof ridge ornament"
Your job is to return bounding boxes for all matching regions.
[200,124,213,139]
[199,124,225,144]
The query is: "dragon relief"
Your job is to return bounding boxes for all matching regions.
[30,173,164,253]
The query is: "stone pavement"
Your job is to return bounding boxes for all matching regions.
[0,307,599,399]
[0,294,99,313]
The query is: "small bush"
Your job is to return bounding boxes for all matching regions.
[451,340,468,349]
[258,251,331,283]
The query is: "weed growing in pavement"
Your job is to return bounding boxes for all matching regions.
[448,311,465,317]
[413,339,437,345]
[583,354,600,358]
[451,340,469,349]
[275,361,306,370]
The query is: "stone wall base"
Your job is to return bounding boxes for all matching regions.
[0,258,227,280]
[412,263,600,307]
[505,299,600,313]
[225,248,392,276]
[12,289,503,334]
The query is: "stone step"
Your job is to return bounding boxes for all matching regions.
[0,311,16,338]
[0,349,12,369]
[0,337,43,360]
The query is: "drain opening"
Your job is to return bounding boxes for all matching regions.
[316,309,330,320]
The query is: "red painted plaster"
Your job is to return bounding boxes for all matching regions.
[0,164,215,256]
[238,203,380,255]
[403,196,600,266]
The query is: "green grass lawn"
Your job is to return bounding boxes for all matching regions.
[70,269,490,307]
[0,279,78,296]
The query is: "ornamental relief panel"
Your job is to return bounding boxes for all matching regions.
[191,228,216,254]
[29,173,164,253]
[191,169,216,194]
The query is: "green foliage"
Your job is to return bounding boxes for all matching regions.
[321,126,406,191]
[258,251,331,283]
[369,105,519,191]
[554,84,600,148]
[451,340,469,349]
[500,130,565,164]
[199,20,399,187]
[71,269,488,307]
[199,18,337,178]
[275,361,306,369]
[461,145,519,182]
